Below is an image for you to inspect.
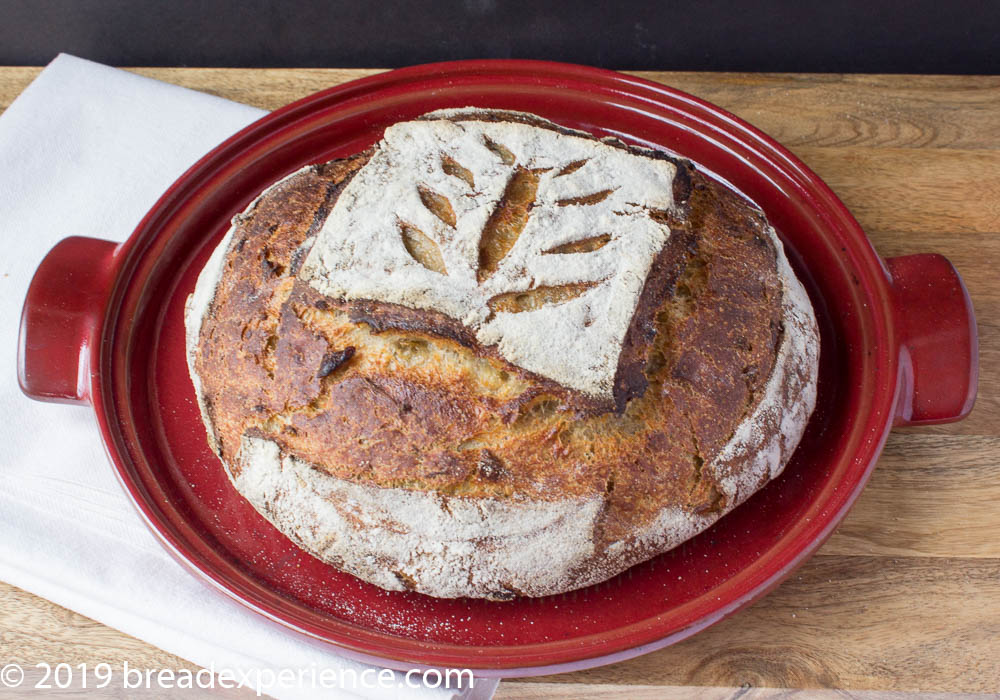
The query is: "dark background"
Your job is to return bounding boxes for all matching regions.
[2,0,998,73]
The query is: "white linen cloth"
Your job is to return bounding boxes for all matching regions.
[0,53,499,700]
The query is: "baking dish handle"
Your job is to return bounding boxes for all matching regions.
[17,236,120,405]
[887,253,978,426]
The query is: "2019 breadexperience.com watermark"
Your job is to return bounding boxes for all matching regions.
[1,661,476,696]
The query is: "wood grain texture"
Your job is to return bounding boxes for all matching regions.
[1,66,997,696]
[529,556,1000,693]
[0,581,192,670]
[496,684,992,699]
[822,434,1000,558]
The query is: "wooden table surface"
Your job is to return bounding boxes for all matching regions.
[1,67,997,698]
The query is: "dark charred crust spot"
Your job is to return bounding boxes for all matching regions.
[487,586,520,601]
[261,254,285,277]
[317,347,355,378]
[672,162,694,205]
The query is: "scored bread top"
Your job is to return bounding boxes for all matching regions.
[299,111,679,400]
[185,108,819,598]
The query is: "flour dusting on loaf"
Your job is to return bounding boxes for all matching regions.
[185,108,821,600]
[235,434,607,597]
[299,113,678,399]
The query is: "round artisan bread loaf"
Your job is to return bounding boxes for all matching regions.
[185,108,819,600]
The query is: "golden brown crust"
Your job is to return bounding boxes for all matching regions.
[187,109,819,598]
[194,137,782,539]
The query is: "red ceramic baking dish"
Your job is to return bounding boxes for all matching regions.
[17,61,977,675]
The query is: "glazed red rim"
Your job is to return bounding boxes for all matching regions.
[95,61,899,670]
[19,60,976,676]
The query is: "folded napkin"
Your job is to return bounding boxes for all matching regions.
[0,54,498,700]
